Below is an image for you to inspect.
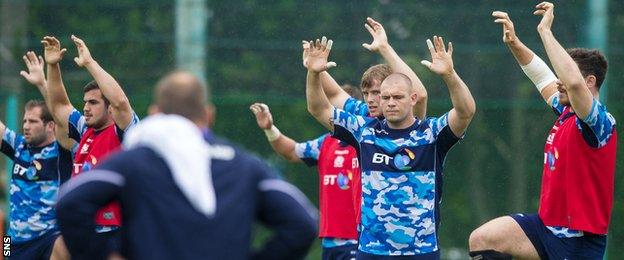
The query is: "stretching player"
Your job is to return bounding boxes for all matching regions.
[1,51,74,260]
[42,35,139,257]
[305,35,475,258]
[250,85,361,260]
[56,71,318,260]
[469,3,617,259]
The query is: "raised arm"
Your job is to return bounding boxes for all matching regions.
[421,36,475,137]
[301,41,351,109]
[492,11,558,103]
[71,35,134,130]
[20,51,75,151]
[535,2,594,119]
[250,103,302,163]
[363,17,428,119]
[42,36,74,130]
[304,37,337,131]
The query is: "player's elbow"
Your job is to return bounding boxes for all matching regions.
[306,103,323,120]
[288,213,318,254]
[109,96,130,111]
[565,80,586,92]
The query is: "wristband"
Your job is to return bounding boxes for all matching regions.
[263,125,281,142]
[521,54,558,92]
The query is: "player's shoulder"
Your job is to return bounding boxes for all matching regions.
[208,135,270,171]
[97,146,163,176]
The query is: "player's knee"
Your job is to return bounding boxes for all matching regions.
[468,226,494,250]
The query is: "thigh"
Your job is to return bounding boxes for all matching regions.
[471,215,540,259]
[50,236,70,260]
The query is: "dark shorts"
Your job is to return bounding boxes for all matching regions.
[96,228,122,255]
[11,231,59,260]
[511,213,606,260]
[322,244,358,260]
[356,250,439,260]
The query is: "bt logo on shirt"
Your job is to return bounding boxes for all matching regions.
[372,148,416,170]
[323,171,353,190]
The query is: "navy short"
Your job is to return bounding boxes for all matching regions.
[10,231,59,260]
[322,244,358,260]
[356,250,439,260]
[511,213,606,260]
[96,228,122,255]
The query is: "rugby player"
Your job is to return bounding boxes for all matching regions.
[305,35,475,259]
[1,51,74,259]
[468,3,617,259]
[42,35,139,257]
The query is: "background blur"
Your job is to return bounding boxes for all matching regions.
[1,0,622,259]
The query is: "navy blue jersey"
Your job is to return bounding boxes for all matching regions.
[1,128,73,243]
[56,130,318,260]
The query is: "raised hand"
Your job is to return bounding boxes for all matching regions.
[534,2,555,32]
[362,17,388,52]
[304,36,336,73]
[71,35,94,67]
[249,103,274,130]
[492,11,517,44]
[20,51,46,87]
[421,36,454,77]
[41,36,67,65]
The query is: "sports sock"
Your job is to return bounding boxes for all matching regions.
[469,249,512,260]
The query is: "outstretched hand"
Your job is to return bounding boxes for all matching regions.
[303,36,336,73]
[20,51,46,87]
[421,36,454,77]
[492,11,517,44]
[41,36,67,65]
[362,17,388,52]
[71,35,94,67]
[534,2,555,32]
[250,103,274,130]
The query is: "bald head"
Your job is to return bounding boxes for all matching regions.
[154,71,209,124]
[381,73,412,92]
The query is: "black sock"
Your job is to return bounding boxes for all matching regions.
[469,250,512,260]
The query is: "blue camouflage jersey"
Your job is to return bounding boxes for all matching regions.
[546,94,616,238]
[1,128,73,243]
[343,97,370,117]
[331,108,460,256]
[294,134,326,166]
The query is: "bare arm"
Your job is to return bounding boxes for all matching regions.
[42,36,74,130]
[54,123,76,151]
[304,37,337,131]
[363,17,428,119]
[421,36,475,136]
[493,11,557,103]
[535,2,593,119]
[320,72,351,109]
[71,35,134,130]
[250,103,302,162]
[302,41,351,109]
[21,49,75,151]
